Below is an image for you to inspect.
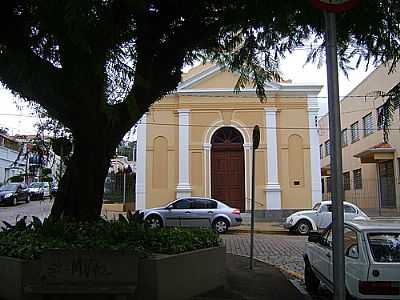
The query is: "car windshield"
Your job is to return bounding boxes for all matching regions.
[0,183,19,192]
[29,182,43,188]
[313,203,321,211]
[368,233,400,263]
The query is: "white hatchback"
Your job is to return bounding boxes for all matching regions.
[304,220,400,299]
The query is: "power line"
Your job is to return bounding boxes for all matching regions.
[141,121,399,132]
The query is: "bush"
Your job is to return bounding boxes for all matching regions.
[0,215,222,260]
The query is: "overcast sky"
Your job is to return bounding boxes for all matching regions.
[0,50,373,136]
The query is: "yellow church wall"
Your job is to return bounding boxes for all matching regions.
[277,108,312,209]
[138,65,321,213]
[146,108,179,207]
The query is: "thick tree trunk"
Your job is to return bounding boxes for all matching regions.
[50,134,116,221]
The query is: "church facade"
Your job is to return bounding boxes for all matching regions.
[135,64,322,216]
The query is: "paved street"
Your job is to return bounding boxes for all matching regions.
[0,199,52,226]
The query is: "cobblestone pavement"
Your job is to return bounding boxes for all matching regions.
[222,233,307,278]
[0,199,53,226]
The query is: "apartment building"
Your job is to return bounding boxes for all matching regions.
[319,63,400,216]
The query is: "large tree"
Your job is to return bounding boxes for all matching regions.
[0,1,399,220]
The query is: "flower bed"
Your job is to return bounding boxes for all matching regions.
[0,215,222,260]
[0,215,224,300]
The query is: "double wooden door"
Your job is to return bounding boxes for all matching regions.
[211,145,245,210]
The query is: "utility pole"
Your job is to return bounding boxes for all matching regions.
[310,1,359,299]
[325,11,345,300]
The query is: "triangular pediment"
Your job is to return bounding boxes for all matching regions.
[178,64,280,92]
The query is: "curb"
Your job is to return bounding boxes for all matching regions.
[230,229,290,235]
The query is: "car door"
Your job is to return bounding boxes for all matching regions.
[186,199,210,227]
[17,184,28,202]
[189,199,218,228]
[343,226,366,298]
[166,198,193,227]
[344,204,357,221]
[317,204,332,229]
[21,183,29,201]
[313,228,333,286]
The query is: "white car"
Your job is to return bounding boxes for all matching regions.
[284,201,369,235]
[304,220,400,299]
[28,182,51,200]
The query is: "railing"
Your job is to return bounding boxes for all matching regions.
[322,178,400,217]
[103,172,135,204]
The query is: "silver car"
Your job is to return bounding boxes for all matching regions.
[284,201,369,235]
[141,197,242,234]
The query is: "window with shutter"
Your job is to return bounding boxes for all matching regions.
[351,122,359,143]
[363,113,374,137]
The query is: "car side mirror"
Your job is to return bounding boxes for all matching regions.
[167,205,173,210]
[308,231,322,243]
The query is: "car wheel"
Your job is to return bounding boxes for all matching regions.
[11,197,17,206]
[145,215,163,229]
[304,260,320,294]
[296,220,311,235]
[213,218,229,234]
[25,195,30,203]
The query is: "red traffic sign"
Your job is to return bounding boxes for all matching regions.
[310,0,359,12]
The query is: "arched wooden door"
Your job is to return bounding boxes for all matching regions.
[211,127,245,210]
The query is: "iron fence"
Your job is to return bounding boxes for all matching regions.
[103,172,135,204]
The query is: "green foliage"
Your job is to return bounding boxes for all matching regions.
[377,84,400,142]
[0,215,222,260]
[41,168,52,176]
[7,175,24,183]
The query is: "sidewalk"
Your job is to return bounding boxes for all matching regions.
[230,222,289,235]
[191,254,306,300]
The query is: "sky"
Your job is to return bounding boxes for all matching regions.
[0,50,374,136]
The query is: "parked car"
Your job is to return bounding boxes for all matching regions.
[284,201,369,235]
[28,181,51,200]
[140,197,242,234]
[304,220,400,299]
[51,183,58,197]
[0,182,30,205]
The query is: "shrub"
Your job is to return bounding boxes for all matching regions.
[0,215,222,260]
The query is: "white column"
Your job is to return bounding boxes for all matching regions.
[243,143,252,210]
[308,94,322,206]
[264,108,282,209]
[176,109,192,198]
[203,143,212,197]
[135,114,147,210]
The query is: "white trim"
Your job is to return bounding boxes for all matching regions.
[178,65,221,90]
[203,143,211,197]
[264,108,282,209]
[264,184,282,210]
[176,109,192,198]
[176,85,322,95]
[203,120,250,207]
[308,94,322,206]
[135,114,147,210]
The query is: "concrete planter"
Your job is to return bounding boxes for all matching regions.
[0,246,225,300]
[137,246,226,300]
[0,256,40,300]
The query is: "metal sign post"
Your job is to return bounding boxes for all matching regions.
[325,11,345,300]
[250,125,260,270]
[310,1,359,299]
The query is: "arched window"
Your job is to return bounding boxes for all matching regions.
[211,127,243,144]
